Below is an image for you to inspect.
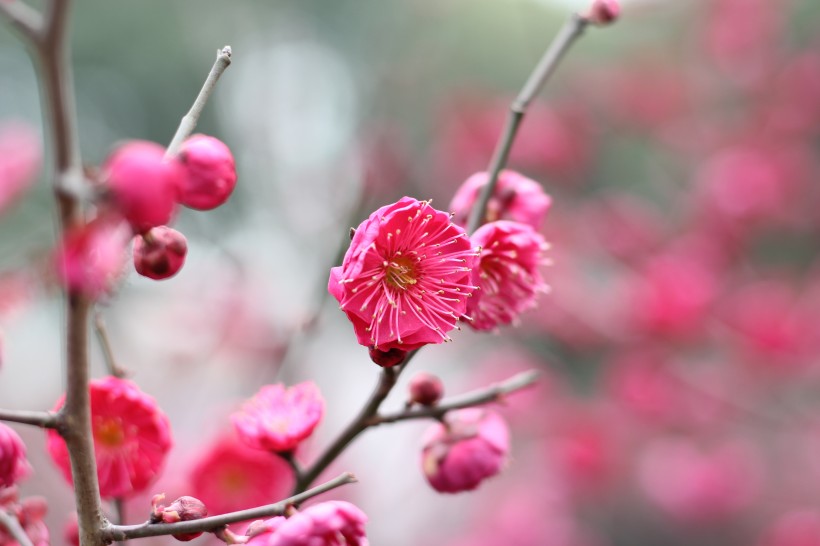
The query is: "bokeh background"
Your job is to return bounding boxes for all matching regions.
[2,0,820,544]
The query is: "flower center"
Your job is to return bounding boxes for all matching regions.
[95,418,125,447]
[385,256,418,290]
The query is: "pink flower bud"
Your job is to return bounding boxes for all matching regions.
[232,382,325,453]
[408,372,444,406]
[54,218,131,299]
[251,501,368,546]
[368,347,407,368]
[133,226,188,280]
[584,0,620,26]
[420,408,509,493]
[102,141,184,234]
[0,423,30,488]
[151,495,208,541]
[177,134,237,210]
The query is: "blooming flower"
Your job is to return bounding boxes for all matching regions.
[449,170,552,231]
[46,376,172,499]
[188,433,293,515]
[328,197,479,352]
[0,489,48,546]
[246,501,368,546]
[232,382,324,453]
[0,423,30,488]
[177,134,237,210]
[466,220,549,331]
[420,408,509,493]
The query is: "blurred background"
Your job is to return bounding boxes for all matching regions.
[2,0,820,544]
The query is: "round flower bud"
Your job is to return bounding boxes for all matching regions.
[133,226,188,280]
[585,0,620,26]
[102,141,184,234]
[177,135,237,210]
[368,347,408,368]
[0,423,31,488]
[151,495,208,541]
[420,408,509,493]
[408,372,444,406]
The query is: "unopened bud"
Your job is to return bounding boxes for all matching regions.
[368,347,408,368]
[408,372,444,406]
[151,495,208,541]
[133,226,188,280]
[584,0,619,26]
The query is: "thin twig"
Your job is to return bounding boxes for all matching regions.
[0,0,42,42]
[93,311,127,378]
[0,510,34,546]
[295,350,419,493]
[103,472,357,542]
[0,408,58,428]
[165,46,233,158]
[466,14,589,234]
[368,370,539,426]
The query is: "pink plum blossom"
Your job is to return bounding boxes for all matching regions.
[421,408,509,493]
[188,433,293,515]
[0,121,40,214]
[177,134,237,210]
[0,424,30,488]
[0,489,48,546]
[246,501,368,546]
[467,220,549,331]
[328,197,479,352]
[757,509,820,546]
[46,376,172,499]
[232,382,325,453]
[449,170,552,231]
[133,226,188,280]
[102,140,184,234]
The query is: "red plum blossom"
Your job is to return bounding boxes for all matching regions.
[329,197,479,352]
[0,424,30,488]
[246,501,368,546]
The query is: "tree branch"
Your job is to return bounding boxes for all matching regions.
[93,311,127,379]
[103,473,357,542]
[367,370,539,426]
[0,0,42,42]
[165,45,233,158]
[466,14,589,234]
[0,509,34,546]
[0,408,58,428]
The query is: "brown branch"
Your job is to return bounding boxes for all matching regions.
[0,509,34,546]
[466,14,589,234]
[0,408,58,428]
[103,472,357,542]
[93,311,127,379]
[0,0,42,42]
[165,46,233,158]
[367,370,539,426]
[295,350,419,493]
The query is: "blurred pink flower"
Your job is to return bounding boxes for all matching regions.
[421,408,509,493]
[247,501,368,546]
[47,376,172,499]
[177,134,237,211]
[467,220,549,331]
[0,423,30,488]
[0,121,40,214]
[54,218,131,299]
[638,438,762,524]
[757,509,820,546]
[232,382,324,453]
[449,170,552,231]
[0,490,48,546]
[328,197,478,351]
[188,433,293,515]
[102,140,184,234]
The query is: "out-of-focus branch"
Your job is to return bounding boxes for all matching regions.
[0,509,34,546]
[466,14,589,234]
[93,312,127,379]
[103,473,358,542]
[165,46,233,158]
[0,408,58,428]
[367,370,539,426]
[0,0,42,42]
